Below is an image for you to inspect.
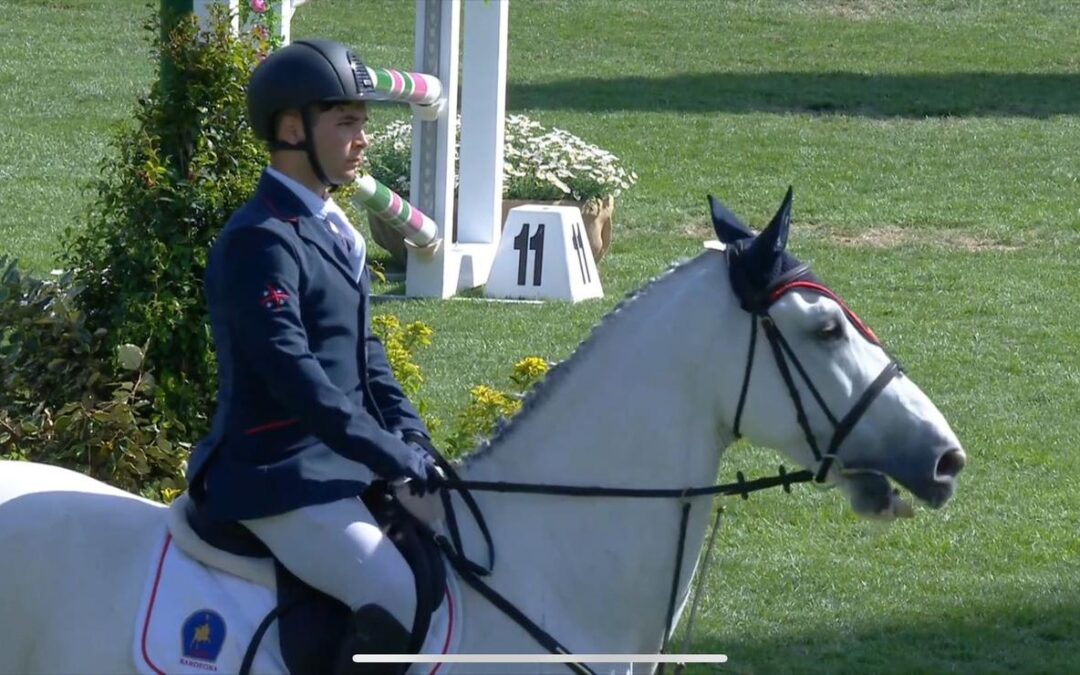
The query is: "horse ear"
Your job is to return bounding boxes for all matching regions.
[744,187,793,265]
[708,194,754,243]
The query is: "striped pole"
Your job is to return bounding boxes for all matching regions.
[354,174,439,248]
[365,66,443,106]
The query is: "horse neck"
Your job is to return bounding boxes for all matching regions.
[454,252,742,656]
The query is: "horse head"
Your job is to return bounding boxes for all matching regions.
[710,188,966,520]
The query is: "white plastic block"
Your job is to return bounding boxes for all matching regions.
[485,206,603,302]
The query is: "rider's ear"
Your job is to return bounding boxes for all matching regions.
[743,186,793,269]
[276,109,305,145]
[708,194,754,243]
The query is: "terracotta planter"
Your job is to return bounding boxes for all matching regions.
[367,195,616,267]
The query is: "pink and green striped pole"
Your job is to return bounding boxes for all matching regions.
[354,174,439,248]
[365,66,443,106]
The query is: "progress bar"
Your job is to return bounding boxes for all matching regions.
[354,654,728,664]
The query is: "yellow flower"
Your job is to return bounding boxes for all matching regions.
[160,486,183,503]
[510,356,549,391]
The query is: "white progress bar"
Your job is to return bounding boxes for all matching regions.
[354,654,728,664]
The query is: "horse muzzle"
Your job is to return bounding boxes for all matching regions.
[846,442,966,512]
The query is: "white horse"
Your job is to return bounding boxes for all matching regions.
[0,191,964,674]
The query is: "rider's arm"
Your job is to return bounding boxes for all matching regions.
[220,225,423,480]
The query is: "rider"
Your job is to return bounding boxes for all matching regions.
[185,38,441,673]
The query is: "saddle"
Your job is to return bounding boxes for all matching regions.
[179,485,446,675]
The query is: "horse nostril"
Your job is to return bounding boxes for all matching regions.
[936,448,966,480]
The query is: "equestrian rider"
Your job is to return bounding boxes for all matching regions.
[185,38,441,672]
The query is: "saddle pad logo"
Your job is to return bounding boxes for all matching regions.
[181,610,226,665]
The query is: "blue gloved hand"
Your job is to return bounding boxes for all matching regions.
[401,444,443,497]
[412,452,443,497]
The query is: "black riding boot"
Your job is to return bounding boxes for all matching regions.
[333,604,413,675]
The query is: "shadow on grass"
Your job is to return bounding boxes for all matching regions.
[686,594,1080,674]
[509,72,1080,118]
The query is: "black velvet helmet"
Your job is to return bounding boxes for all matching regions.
[247,38,387,143]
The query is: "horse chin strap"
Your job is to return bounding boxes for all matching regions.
[731,279,903,484]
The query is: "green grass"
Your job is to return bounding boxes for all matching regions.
[0,0,155,271]
[2,1,1079,672]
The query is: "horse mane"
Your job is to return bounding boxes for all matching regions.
[463,253,707,467]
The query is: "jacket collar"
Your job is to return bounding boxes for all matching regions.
[254,169,313,222]
[255,170,361,290]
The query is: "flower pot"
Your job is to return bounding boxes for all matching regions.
[366,195,615,268]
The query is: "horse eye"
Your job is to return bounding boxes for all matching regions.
[817,319,845,341]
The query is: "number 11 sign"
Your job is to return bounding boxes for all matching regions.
[485,205,605,302]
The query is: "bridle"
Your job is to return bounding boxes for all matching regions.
[410,259,904,674]
[730,261,904,483]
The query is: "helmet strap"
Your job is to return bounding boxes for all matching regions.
[300,106,338,189]
[267,106,340,190]
[269,140,304,151]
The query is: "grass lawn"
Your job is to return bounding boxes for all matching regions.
[2,1,1079,672]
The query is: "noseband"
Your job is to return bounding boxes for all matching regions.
[730,263,903,483]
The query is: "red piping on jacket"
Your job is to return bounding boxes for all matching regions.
[243,419,300,435]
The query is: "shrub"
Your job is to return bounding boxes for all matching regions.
[0,5,268,498]
[0,257,186,501]
[61,5,269,435]
[370,314,441,437]
[444,356,550,457]
[363,315,552,460]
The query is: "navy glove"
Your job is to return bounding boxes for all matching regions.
[410,452,443,497]
[369,438,426,482]
[401,432,442,494]
[388,442,438,494]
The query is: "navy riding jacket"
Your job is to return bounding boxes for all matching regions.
[186,171,428,521]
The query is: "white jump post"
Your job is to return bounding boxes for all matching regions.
[276,0,302,44]
[192,0,306,44]
[405,0,508,298]
[192,0,238,32]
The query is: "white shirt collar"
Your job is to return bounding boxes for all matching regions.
[266,166,331,218]
[266,167,365,278]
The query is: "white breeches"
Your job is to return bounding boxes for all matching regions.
[242,496,416,627]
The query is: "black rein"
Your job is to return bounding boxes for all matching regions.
[422,458,812,675]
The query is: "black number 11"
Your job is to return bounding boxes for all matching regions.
[513,222,545,286]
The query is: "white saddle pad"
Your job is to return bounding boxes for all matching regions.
[133,529,284,674]
[133,527,461,675]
